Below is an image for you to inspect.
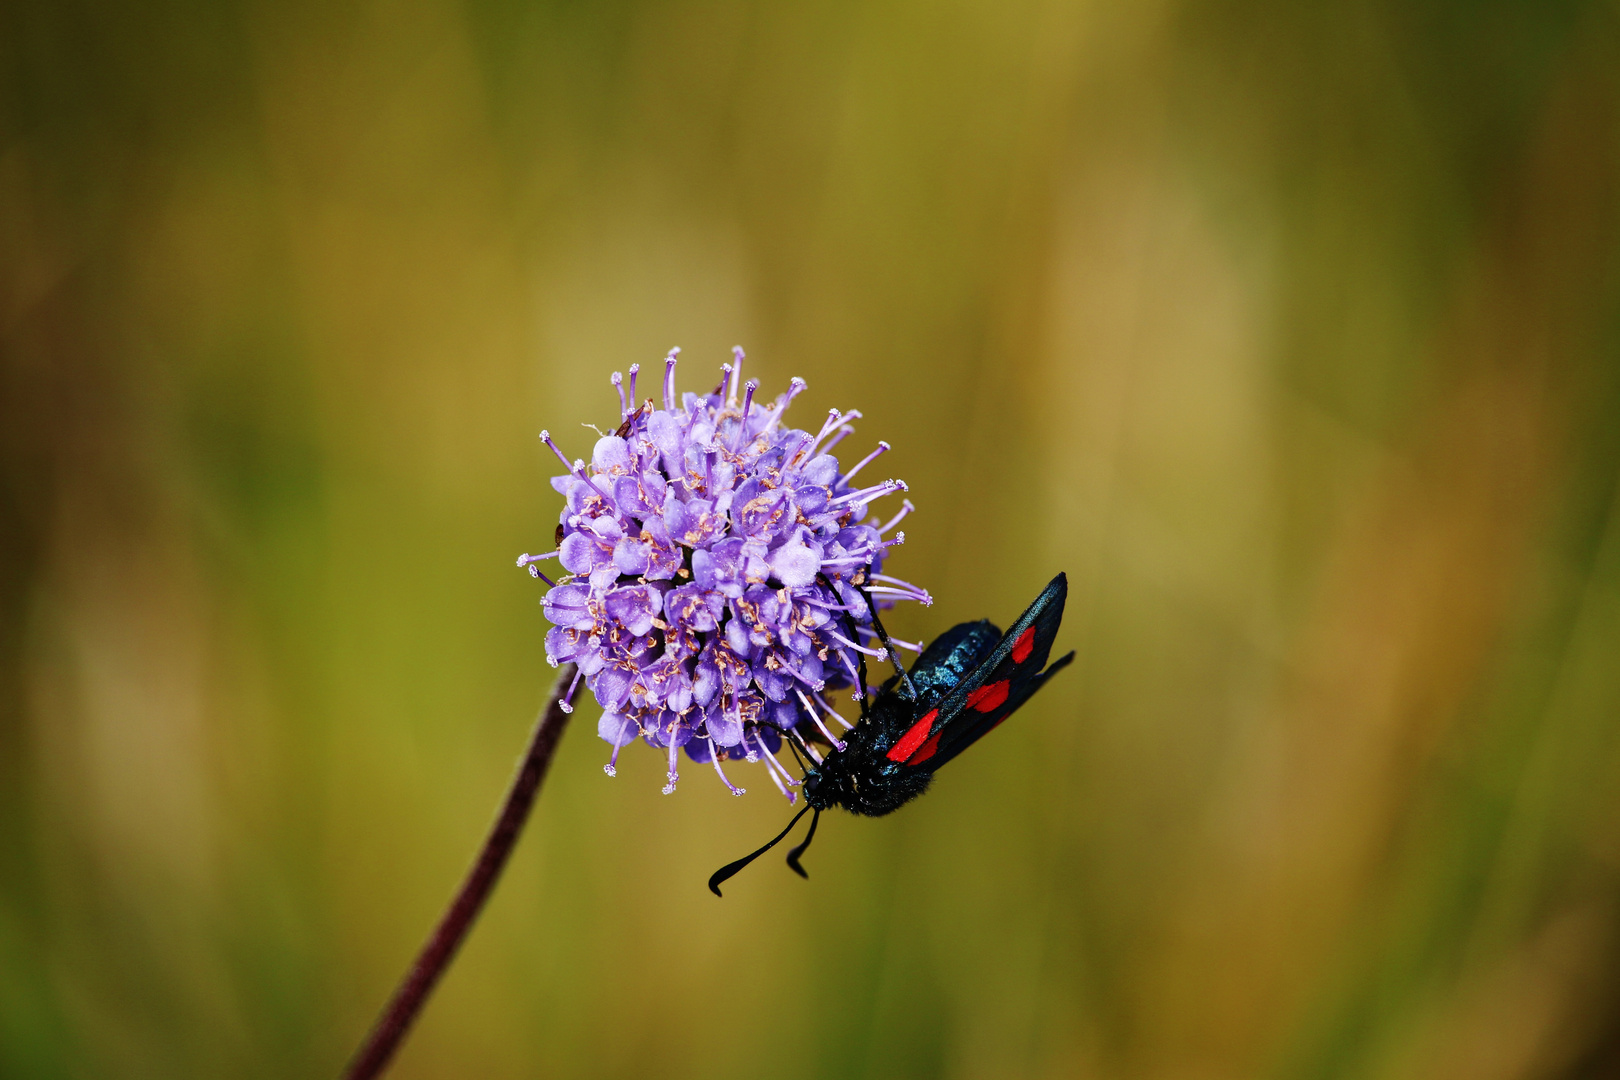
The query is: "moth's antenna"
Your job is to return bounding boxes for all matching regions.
[785,809,821,879]
[709,805,812,897]
[859,584,918,699]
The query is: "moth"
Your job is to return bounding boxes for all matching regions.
[709,572,1073,895]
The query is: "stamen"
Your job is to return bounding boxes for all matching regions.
[708,738,746,796]
[829,478,907,509]
[757,738,803,787]
[517,551,559,566]
[527,566,555,585]
[758,755,795,802]
[611,371,627,418]
[803,408,848,458]
[559,668,583,714]
[539,431,626,520]
[876,499,915,536]
[801,595,860,612]
[873,573,925,589]
[797,690,847,751]
[761,378,807,437]
[866,584,933,605]
[828,627,888,660]
[820,536,903,569]
[604,741,625,777]
[729,346,745,406]
[732,695,755,760]
[663,738,679,795]
[885,636,924,653]
[732,379,760,452]
[821,425,856,454]
[627,363,639,406]
[753,738,801,802]
[813,691,855,730]
[663,347,680,411]
[843,441,890,482]
[830,641,862,688]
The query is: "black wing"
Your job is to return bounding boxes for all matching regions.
[881,573,1073,772]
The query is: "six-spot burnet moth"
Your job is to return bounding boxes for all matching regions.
[708,571,1074,896]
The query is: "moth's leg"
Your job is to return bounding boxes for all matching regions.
[859,585,918,700]
[785,809,821,879]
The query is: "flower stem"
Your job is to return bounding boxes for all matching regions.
[342,663,578,1080]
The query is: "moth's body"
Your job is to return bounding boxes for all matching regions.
[803,619,1001,816]
[709,573,1073,896]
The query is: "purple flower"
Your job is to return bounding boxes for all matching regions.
[520,347,931,799]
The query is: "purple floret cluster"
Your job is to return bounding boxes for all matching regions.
[518,347,930,799]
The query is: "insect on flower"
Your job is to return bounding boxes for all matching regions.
[707,573,1074,896]
[519,347,932,802]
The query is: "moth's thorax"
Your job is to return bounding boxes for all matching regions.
[804,706,933,816]
[803,619,1004,817]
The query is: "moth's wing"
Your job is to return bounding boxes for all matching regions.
[882,573,1072,771]
[901,619,1001,707]
[921,649,1073,771]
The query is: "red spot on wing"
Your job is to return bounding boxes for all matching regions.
[1012,626,1036,664]
[908,729,943,766]
[966,680,1009,713]
[886,709,939,762]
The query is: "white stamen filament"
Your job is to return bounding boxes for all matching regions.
[759,755,794,801]
[708,738,746,796]
[813,691,855,730]
[843,441,890,482]
[761,377,807,438]
[663,738,679,795]
[611,371,627,418]
[559,669,583,714]
[829,478,905,508]
[876,498,915,536]
[662,347,680,411]
[757,737,803,787]
[829,627,888,660]
[821,425,856,454]
[797,690,847,751]
[866,584,933,605]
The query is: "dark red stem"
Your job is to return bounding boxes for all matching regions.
[342,663,578,1080]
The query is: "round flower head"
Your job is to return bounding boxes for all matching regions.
[518,347,931,799]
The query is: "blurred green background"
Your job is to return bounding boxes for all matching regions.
[6,0,1620,1077]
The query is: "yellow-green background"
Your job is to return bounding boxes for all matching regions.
[6,1,1620,1077]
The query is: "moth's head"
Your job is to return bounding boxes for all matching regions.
[802,754,850,810]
